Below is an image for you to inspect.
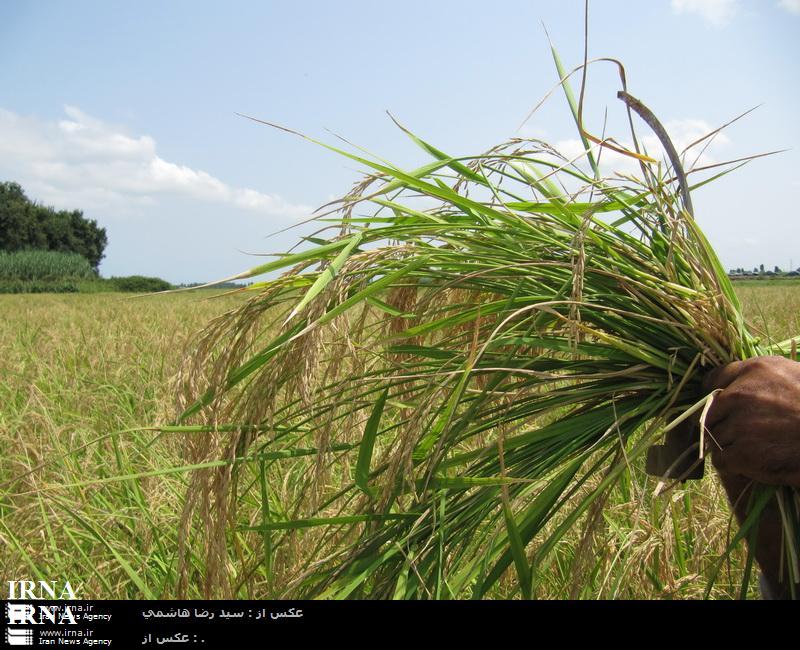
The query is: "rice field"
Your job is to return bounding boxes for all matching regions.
[0,281,797,599]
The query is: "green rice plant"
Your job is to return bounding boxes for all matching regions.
[175,59,800,599]
[0,292,245,599]
[0,250,96,282]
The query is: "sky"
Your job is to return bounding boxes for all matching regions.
[1,0,798,283]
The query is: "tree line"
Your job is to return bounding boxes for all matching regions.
[729,264,799,276]
[0,181,107,271]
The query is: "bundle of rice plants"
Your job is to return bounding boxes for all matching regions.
[174,53,799,599]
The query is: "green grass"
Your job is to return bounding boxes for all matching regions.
[0,251,175,293]
[106,276,174,293]
[0,280,795,599]
[0,250,96,282]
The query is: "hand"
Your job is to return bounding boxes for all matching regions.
[703,356,800,488]
[702,355,800,599]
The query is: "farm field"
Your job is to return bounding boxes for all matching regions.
[1,281,798,600]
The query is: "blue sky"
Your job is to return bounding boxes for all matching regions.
[1,0,798,283]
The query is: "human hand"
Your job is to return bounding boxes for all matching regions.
[702,356,800,488]
[701,356,800,599]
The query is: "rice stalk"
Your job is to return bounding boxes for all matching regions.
[174,57,799,599]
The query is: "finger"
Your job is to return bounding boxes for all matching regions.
[702,417,735,451]
[708,440,745,478]
[708,443,731,474]
[702,388,738,428]
[702,359,749,393]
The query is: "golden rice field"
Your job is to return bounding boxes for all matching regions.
[1,281,798,599]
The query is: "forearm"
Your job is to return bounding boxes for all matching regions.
[716,471,796,599]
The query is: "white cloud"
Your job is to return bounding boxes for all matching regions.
[553,118,731,178]
[651,117,731,167]
[671,0,738,25]
[778,0,800,14]
[0,106,310,219]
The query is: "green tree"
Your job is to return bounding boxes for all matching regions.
[0,181,107,271]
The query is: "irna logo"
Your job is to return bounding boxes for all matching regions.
[7,580,77,600]
[6,603,77,626]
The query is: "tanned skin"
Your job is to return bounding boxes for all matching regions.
[702,356,800,599]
